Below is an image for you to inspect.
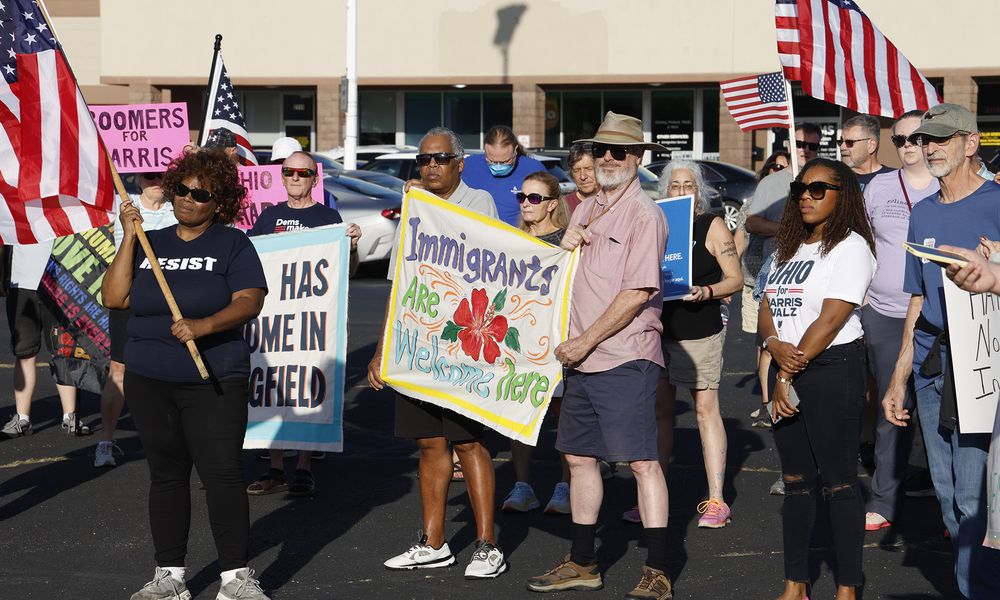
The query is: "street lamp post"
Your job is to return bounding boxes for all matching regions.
[344,0,359,170]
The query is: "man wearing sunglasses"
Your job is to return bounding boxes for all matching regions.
[268,136,338,210]
[838,114,892,189]
[369,127,506,579]
[858,110,938,532]
[527,112,673,599]
[461,125,545,226]
[885,103,1000,599]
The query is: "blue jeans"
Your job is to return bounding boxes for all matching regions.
[916,376,1000,599]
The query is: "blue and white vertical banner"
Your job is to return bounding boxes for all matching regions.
[243,225,348,452]
[656,194,695,301]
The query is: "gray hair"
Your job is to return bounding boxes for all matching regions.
[658,159,712,215]
[843,114,881,142]
[420,126,464,157]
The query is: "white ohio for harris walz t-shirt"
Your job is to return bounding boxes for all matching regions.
[764,232,875,348]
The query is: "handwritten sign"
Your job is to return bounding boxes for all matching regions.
[379,189,578,445]
[656,194,694,300]
[243,226,348,452]
[234,165,325,231]
[943,276,1000,434]
[90,103,189,173]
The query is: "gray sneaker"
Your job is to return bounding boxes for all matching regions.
[2,414,32,438]
[130,567,192,600]
[62,413,92,435]
[769,477,785,496]
[217,568,270,600]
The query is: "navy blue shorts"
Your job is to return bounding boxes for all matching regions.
[556,360,660,462]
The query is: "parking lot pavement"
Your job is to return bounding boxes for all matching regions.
[0,268,961,598]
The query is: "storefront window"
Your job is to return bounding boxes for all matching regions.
[651,90,694,160]
[359,91,396,145]
[544,92,561,148]
[404,92,440,146]
[483,92,513,145]
[977,81,1000,167]
[562,91,602,147]
[604,91,642,120]
[701,89,720,154]
[444,92,481,151]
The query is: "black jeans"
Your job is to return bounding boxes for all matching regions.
[772,340,865,587]
[125,371,250,571]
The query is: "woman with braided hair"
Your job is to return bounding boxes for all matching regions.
[757,158,876,600]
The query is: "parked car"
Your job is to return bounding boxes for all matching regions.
[645,159,756,231]
[316,144,417,168]
[323,175,401,266]
[251,149,345,177]
[342,170,405,193]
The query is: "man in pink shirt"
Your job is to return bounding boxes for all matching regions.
[527,112,671,599]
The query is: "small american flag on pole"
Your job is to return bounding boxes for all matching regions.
[776,0,939,118]
[199,44,257,166]
[0,0,113,244]
[721,73,792,132]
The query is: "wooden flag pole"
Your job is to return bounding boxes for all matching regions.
[784,78,800,177]
[37,0,210,380]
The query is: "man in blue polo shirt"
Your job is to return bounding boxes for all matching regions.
[461,125,545,226]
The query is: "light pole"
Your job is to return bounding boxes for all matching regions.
[344,0,359,169]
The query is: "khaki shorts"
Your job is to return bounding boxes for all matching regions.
[741,285,759,334]
[662,329,725,390]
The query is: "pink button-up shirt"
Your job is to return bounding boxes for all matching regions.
[568,177,668,373]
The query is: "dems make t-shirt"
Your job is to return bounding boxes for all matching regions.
[764,232,875,348]
[126,224,267,383]
[248,202,342,236]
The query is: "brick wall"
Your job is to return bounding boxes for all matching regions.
[512,83,544,148]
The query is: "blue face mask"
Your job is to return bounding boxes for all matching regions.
[489,162,515,177]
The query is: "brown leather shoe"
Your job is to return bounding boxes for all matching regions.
[625,565,673,599]
[526,554,603,592]
[246,470,288,496]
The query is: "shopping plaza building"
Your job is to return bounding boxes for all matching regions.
[53,0,1000,169]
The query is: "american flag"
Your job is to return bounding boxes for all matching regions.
[776,0,940,118]
[199,50,257,166]
[720,73,792,132]
[0,0,113,244]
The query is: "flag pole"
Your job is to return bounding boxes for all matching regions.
[198,35,224,147]
[36,0,210,380]
[784,78,799,177]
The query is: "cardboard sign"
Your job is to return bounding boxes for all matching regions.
[235,165,325,231]
[90,103,189,173]
[243,226,349,452]
[379,189,578,445]
[942,276,1000,434]
[656,195,695,300]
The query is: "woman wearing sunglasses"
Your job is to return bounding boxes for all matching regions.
[622,160,742,527]
[103,151,271,600]
[758,158,876,600]
[500,172,574,515]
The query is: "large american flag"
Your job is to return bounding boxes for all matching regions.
[776,0,940,118]
[721,72,792,132]
[199,51,257,166]
[0,0,113,244]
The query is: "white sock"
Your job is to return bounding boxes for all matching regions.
[163,567,185,583]
[220,568,243,585]
[17,413,30,422]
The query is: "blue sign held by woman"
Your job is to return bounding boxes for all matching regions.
[656,194,695,300]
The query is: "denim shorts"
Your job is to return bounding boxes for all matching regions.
[556,360,660,462]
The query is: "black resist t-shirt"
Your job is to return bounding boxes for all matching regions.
[126,224,268,382]
[248,202,342,237]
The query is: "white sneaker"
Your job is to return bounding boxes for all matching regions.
[384,533,456,570]
[543,482,571,514]
[501,481,540,512]
[464,540,508,579]
[94,441,123,468]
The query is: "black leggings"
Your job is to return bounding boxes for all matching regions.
[125,371,250,571]
[772,340,865,587]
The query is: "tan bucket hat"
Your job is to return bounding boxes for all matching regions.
[574,111,666,151]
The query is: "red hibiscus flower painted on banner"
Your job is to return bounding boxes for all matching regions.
[441,288,520,365]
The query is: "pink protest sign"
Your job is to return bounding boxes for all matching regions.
[89,102,190,173]
[235,164,325,231]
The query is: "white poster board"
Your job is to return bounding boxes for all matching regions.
[943,276,1000,434]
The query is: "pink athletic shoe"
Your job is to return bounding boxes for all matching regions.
[697,499,732,528]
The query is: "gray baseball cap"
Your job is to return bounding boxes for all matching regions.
[910,103,978,138]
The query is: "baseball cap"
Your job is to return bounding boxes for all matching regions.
[910,103,978,139]
[204,128,236,148]
[270,137,303,162]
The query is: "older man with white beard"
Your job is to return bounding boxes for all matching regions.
[884,104,1000,599]
[526,112,672,600]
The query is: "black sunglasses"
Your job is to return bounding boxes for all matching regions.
[890,134,916,149]
[175,182,213,203]
[516,192,556,204]
[837,137,872,148]
[795,140,820,151]
[415,152,458,167]
[790,180,841,201]
[281,167,316,178]
[141,173,163,181]
[591,143,635,160]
